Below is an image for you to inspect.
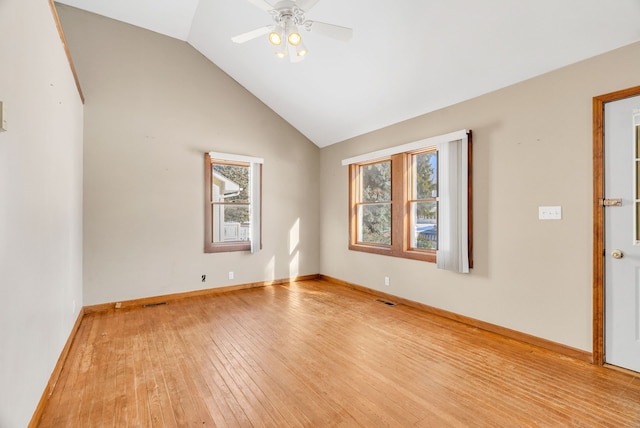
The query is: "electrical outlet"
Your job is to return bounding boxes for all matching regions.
[384,276,390,286]
[228,271,234,280]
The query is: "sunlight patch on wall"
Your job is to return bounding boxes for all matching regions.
[265,255,275,280]
[289,218,300,254]
[289,252,300,279]
[290,218,300,278]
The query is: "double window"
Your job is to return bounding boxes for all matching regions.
[345,130,472,271]
[204,152,262,253]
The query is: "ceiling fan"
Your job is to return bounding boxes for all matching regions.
[231,0,353,62]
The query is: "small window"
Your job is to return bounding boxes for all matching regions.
[204,153,262,253]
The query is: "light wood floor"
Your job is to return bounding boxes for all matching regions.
[37,279,640,427]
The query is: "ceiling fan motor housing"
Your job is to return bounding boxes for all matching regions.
[270,3,307,29]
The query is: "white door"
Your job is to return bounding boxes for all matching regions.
[604,95,640,373]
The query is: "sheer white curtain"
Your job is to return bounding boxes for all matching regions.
[250,162,261,254]
[436,136,469,273]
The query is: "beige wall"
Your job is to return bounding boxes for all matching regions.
[55,1,640,356]
[0,1,84,426]
[56,5,320,306]
[320,42,640,352]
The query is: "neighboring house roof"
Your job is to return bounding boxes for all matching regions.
[212,171,241,196]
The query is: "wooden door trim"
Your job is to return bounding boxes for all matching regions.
[48,0,84,103]
[592,85,640,365]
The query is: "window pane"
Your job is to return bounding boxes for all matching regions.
[212,164,249,203]
[361,161,391,202]
[358,203,391,245]
[212,205,251,243]
[410,201,437,250]
[414,151,437,199]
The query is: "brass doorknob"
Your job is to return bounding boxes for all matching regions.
[612,249,624,259]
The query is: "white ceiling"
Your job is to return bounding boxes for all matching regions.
[57,0,640,147]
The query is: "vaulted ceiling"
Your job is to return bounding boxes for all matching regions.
[56,0,640,147]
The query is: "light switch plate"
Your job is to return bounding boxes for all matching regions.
[539,206,562,220]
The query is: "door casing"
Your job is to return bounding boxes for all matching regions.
[592,85,640,365]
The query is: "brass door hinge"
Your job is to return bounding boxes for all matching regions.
[600,198,622,207]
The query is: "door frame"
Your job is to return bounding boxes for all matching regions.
[592,85,640,366]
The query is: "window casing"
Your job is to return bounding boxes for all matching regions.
[204,153,262,253]
[347,131,472,267]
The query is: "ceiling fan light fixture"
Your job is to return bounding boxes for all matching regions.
[231,0,353,63]
[295,42,308,57]
[287,30,302,46]
[273,41,288,58]
[268,29,283,45]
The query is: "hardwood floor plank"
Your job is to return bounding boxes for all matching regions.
[146,317,181,426]
[222,295,388,426]
[195,301,314,426]
[127,319,153,426]
[37,279,640,427]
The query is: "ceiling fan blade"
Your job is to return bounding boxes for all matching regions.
[231,25,274,44]
[306,21,353,42]
[246,0,274,12]
[295,0,320,12]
